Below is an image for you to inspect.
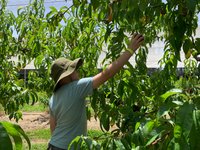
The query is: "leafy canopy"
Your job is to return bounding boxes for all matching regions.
[0,0,199,149]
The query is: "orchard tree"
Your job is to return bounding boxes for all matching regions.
[0,0,200,149]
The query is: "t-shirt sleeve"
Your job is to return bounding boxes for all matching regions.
[75,77,93,98]
[49,96,54,117]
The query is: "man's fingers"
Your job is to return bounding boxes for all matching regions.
[138,36,144,43]
[131,33,142,40]
[130,33,144,48]
[133,33,138,38]
[133,34,144,44]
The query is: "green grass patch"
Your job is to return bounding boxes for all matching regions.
[23,129,50,150]
[26,128,104,141]
[23,129,104,149]
[20,102,47,112]
[0,102,47,114]
[31,143,48,150]
[23,143,48,150]
[26,128,51,140]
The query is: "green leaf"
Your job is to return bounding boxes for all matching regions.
[1,123,21,149]
[135,122,141,131]
[1,121,31,150]
[121,138,131,150]
[183,39,192,55]
[160,89,182,102]
[100,112,110,131]
[143,120,155,136]
[117,80,124,97]
[73,0,81,7]
[195,38,200,52]
[186,0,197,11]
[157,104,170,118]
[12,123,31,150]
[49,6,58,13]
[86,106,91,120]
[145,133,160,146]
[174,142,181,150]
[0,122,13,150]
[176,102,193,137]
[174,125,182,139]
[25,92,30,104]
[30,91,38,105]
[17,6,24,16]
[189,110,200,149]
[68,136,82,150]
[91,0,99,10]
[114,139,125,149]
[193,110,200,131]
[172,100,183,106]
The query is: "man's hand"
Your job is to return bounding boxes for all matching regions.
[128,33,144,54]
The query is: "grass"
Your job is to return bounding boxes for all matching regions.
[31,143,48,150]
[26,128,104,141]
[21,92,49,112]
[25,128,104,141]
[26,128,51,140]
[23,143,48,150]
[20,102,48,112]
[22,129,105,150]
[22,128,50,150]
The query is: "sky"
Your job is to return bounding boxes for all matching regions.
[6,0,71,15]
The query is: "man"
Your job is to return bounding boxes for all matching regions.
[48,33,144,150]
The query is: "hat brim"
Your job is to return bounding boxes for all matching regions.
[53,58,83,92]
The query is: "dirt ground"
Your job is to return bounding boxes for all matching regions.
[0,111,101,131]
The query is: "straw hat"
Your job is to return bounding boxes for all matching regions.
[50,57,83,91]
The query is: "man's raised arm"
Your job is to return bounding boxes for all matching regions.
[92,33,144,89]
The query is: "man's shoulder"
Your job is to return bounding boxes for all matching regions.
[76,77,93,84]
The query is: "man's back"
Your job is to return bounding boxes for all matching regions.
[49,77,93,149]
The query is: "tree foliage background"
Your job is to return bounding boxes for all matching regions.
[0,0,200,149]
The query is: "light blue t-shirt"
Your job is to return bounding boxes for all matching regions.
[49,77,93,149]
